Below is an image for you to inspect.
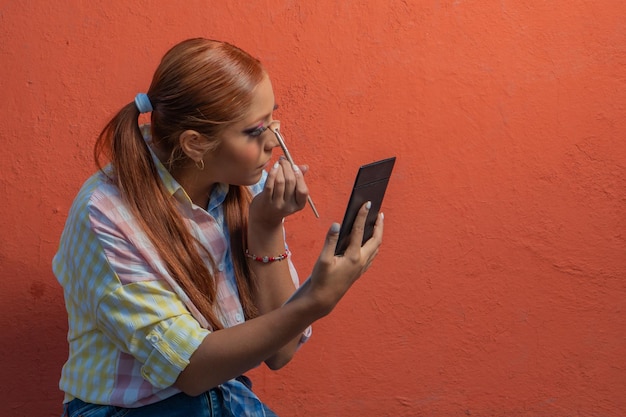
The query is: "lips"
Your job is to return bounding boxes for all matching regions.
[259,159,271,170]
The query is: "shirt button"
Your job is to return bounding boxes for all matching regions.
[218,263,225,272]
[149,335,159,343]
[235,313,243,322]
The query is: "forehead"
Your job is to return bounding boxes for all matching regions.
[241,75,275,124]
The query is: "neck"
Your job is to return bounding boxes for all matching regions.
[151,145,215,209]
[178,172,214,209]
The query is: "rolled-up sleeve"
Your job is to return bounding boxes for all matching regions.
[97,281,210,389]
[87,195,210,389]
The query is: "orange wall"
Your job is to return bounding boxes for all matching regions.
[1,1,625,416]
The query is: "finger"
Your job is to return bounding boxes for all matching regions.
[319,222,341,261]
[361,213,384,266]
[292,165,310,209]
[279,158,297,200]
[363,212,384,251]
[363,247,380,273]
[344,201,371,257]
[272,161,287,202]
[298,164,309,175]
[263,160,280,197]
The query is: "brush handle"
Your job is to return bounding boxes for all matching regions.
[271,126,320,218]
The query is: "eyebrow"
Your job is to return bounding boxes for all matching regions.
[250,104,279,124]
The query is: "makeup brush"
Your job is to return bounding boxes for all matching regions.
[270,124,320,218]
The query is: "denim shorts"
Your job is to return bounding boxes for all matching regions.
[62,384,279,417]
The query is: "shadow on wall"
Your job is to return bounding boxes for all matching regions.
[0,257,68,416]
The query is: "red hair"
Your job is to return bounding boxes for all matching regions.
[94,39,266,330]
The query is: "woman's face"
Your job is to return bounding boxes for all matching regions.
[205,75,280,186]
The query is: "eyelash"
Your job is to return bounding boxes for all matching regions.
[246,126,268,137]
[244,105,279,138]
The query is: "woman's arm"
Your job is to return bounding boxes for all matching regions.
[175,201,383,396]
[245,158,315,368]
[245,219,304,369]
[175,282,320,396]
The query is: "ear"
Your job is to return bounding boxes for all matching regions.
[179,130,208,164]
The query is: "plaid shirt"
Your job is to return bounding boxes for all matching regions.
[53,143,309,411]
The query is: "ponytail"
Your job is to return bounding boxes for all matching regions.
[224,186,259,320]
[92,38,269,331]
[94,103,225,330]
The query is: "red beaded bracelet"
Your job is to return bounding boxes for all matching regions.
[245,248,291,263]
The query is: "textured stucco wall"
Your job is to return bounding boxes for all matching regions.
[1,1,625,416]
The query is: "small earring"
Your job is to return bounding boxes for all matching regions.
[195,159,205,170]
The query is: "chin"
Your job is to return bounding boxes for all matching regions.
[234,172,263,187]
[251,170,265,183]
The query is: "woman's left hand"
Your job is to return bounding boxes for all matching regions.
[249,157,310,227]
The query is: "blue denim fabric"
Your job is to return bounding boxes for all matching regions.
[62,387,279,417]
[63,391,213,417]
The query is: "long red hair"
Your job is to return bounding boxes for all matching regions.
[94,38,265,330]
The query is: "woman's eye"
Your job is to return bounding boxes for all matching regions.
[245,125,267,138]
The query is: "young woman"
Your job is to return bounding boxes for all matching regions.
[54,38,383,417]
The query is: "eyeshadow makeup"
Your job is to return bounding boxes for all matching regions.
[269,123,320,218]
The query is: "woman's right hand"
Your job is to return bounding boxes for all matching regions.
[306,201,384,317]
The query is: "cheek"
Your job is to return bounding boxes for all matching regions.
[236,143,262,165]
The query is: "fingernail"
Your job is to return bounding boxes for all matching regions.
[330,223,340,233]
[272,161,279,170]
[365,201,372,210]
[292,164,300,173]
[380,212,384,220]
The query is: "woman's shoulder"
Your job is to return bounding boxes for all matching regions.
[72,169,119,205]
[56,170,126,258]
[65,168,128,225]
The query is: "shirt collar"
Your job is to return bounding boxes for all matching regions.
[208,183,229,213]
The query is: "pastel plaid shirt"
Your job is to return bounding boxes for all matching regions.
[53,142,309,411]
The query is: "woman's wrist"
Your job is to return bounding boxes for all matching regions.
[247,218,285,251]
[248,212,284,231]
[245,248,290,263]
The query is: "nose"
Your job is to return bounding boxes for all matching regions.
[265,120,281,150]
